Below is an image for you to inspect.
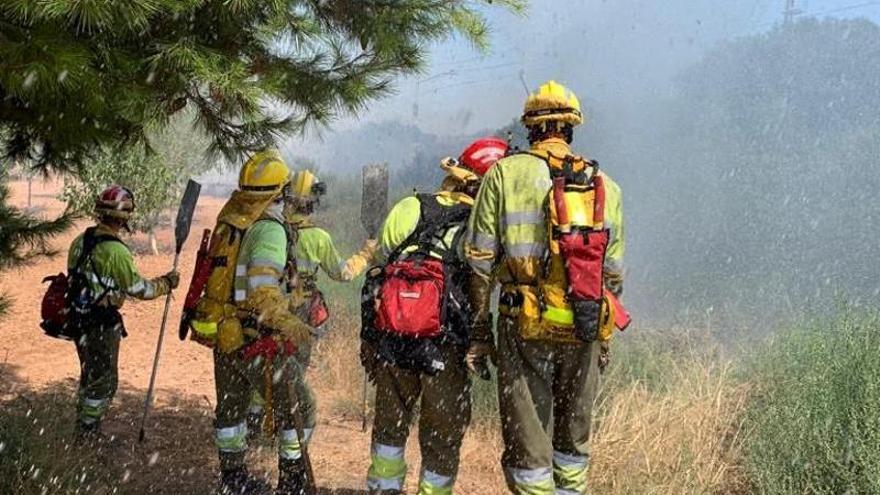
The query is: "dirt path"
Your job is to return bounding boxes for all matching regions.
[0,180,506,494]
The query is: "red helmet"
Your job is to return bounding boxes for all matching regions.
[459,137,508,177]
[95,185,135,220]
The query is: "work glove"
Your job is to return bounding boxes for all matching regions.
[598,340,611,374]
[360,340,381,383]
[604,271,624,298]
[162,270,181,290]
[362,239,379,258]
[465,341,494,381]
[341,239,380,280]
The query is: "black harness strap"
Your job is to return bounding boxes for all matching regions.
[386,194,471,264]
[73,227,125,302]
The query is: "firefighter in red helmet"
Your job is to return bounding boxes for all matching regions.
[360,137,507,494]
[65,185,180,439]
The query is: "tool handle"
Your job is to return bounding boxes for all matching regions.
[139,253,180,442]
[361,372,369,433]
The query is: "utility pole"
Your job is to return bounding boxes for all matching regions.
[783,0,800,24]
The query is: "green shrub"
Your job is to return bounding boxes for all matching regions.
[744,309,880,494]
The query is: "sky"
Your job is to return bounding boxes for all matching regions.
[295,0,880,141]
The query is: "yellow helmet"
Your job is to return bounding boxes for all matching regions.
[522,80,583,128]
[290,169,325,201]
[239,150,290,196]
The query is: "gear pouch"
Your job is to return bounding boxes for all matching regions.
[308,290,330,328]
[557,229,608,342]
[376,259,444,338]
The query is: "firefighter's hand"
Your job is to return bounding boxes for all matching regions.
[465,341,494,381]
[360,340,381,383]
[162,270,181,290]
[598,340,611,374]
[604,271,623,297]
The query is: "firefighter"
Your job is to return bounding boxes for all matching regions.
[463,81,626,495]
[361,138,508,495]
[247,168,379,452]
[67,185,180,438]
[207,151,314,495]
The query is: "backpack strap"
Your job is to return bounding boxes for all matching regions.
[72,227,125,303]
[386,194,470,264]
[73,228,124,274]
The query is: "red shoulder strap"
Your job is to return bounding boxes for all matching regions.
[593,175,605,225]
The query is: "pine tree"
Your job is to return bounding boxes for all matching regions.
[0,176,71,314]
[0,0,524,169]
[0,0,524,316]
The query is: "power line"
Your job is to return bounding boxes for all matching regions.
[756,0,880,29]
[806,0,880,16]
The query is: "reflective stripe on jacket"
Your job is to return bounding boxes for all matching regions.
[464,139,625,336]
[67,224,165,306]
[378,191,470,264]
[295,226,364,282]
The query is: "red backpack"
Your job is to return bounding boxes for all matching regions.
[361,194,471,373]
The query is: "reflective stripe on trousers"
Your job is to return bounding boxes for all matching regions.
[215,422,247,453]
[504,466,555,495]
[279,428,312,460]
[367,442,406,491]
[418,469,454,495]
[78,396,110,424]
[553,450,589,494]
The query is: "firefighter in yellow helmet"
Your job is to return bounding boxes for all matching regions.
[247,168,379,455]
[206,150,315,495]
[463,81,626,495]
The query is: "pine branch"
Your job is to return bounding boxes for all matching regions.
[0,182,72,270]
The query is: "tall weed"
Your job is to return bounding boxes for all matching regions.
[744,309,880,494]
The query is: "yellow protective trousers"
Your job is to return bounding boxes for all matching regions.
[213,348,307,471]
[367,345,472,495]
[496,316,601,495]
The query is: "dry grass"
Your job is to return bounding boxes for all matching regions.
[311,320,751,494]
[589,352,750,494]
[309,303,369,418]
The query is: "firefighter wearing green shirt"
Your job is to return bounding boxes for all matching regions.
[248,169,378,456]
[207,151,315,495]
[67,185,180,437]
[463,81,626,495]
[362,138,508,495]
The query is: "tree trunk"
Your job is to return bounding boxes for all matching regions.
[148,229,159,255]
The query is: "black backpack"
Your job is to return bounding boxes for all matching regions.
[361,194,472,374]
[40,227,123,340]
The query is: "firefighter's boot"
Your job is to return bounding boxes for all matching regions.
[219,467,271,495]
[276,458,309,495]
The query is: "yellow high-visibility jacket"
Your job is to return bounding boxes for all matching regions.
[377,191,473,263]
[67,224,172,307]
[293,224,370,283]
[463,138,624,342]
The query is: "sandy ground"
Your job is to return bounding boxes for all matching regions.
[0,179,507,494]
